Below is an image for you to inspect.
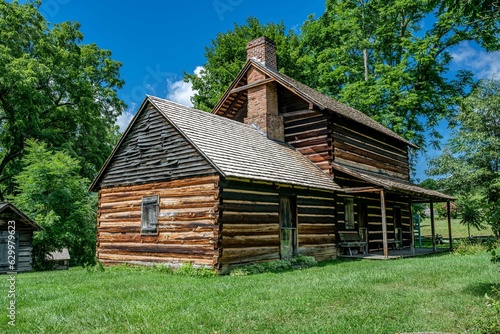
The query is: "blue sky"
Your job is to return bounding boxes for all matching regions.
[36,0,500,181]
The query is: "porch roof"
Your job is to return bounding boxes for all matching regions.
[332,163,455,202]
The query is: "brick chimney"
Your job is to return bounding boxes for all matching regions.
[244,36,284,141]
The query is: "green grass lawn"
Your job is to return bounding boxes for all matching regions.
[0,252,498,333]
[419,217,493,240]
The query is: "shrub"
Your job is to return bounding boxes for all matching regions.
[453,239,487,255]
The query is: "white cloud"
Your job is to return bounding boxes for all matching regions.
[116,107,135,133]
[166,66,204,107]
[451,43,500,79]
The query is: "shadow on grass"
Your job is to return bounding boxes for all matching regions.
[463,282,500,297]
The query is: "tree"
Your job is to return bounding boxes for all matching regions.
[299,0,499,150]
[0,0,125,199]
[10,140,97,269]
[456,194,486,238]
[428,78,500,237]
[184,17,304,111]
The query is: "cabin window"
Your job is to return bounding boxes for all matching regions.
[280,196,297,259]
[344,198,355,230]
[141,195,159,235]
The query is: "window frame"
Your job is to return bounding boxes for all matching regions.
[141,195,159,235]
[279,196,297,259]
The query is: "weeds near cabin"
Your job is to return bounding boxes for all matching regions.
[453,238,488,255]
[175,263,216,278]
[230,255,317,276]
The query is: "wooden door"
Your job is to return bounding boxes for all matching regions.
[280,196,297,259]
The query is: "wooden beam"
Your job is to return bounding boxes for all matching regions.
[222,90,245,116]
[410,196,415,255]
[230,78,275,94]
[447,201,453,251]
[380,189,388,259]
[343,186,384,194]
[430,200,436,252]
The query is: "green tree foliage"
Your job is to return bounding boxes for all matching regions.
[184,17,304,111]
[456,194,486,237]
[11,140,97,269]
[187,1,500,150]
[0,0,125,199]
[299,0,499,149]
[428,79,500,237]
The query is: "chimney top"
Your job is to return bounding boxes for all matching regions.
[246,36,277,70]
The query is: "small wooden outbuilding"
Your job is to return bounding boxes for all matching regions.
[0,203,42,273]
[46,248,70,270]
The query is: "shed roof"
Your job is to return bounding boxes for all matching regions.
[148,96,341,192]
[213,60,417,149]
[332,163,455,201]
[46,248,70,261]
[0,203,42,230]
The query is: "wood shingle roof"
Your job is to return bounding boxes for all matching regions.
[148,96,341,192]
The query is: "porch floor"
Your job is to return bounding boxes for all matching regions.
[337,247,451,260]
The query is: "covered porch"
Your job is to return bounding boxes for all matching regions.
[333,163,456,260]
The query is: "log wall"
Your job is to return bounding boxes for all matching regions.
[97,175,220,268]
[0,221,35,273]
[218,179,336,272]
[334,171,412,251]
[332,115,410,179]
[283,109,332,173]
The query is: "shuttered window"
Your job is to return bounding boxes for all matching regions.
[345,198,355,230]
[141,196,159,235]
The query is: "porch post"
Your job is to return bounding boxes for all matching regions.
[447,200,453,251]
[410,196,415,255]
[380,189,388,259]
[430,200,437,252]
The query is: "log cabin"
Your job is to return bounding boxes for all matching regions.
[90,36,454,273]
[0,203,42,274]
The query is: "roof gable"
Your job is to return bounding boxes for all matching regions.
[90,100,217,191]
[0,203,42,230]
[213,60,417,149]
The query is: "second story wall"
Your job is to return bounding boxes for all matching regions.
[331,114,410,180]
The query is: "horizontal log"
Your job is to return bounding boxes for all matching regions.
[298,223,335,235]
[221,246,279,264]
[298,244,336,261]
[222,235,279,248]
[221,191,278,203]
[298,234,335,245]
[99,232,218,245]
[219,212,278,224]
[98,253,215,265]
[99,175,219,194]
[101,186,219,202]
[220,203,278,213]
[99,242,217,256]
[297,214,335,224]
[222,223,279,236]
